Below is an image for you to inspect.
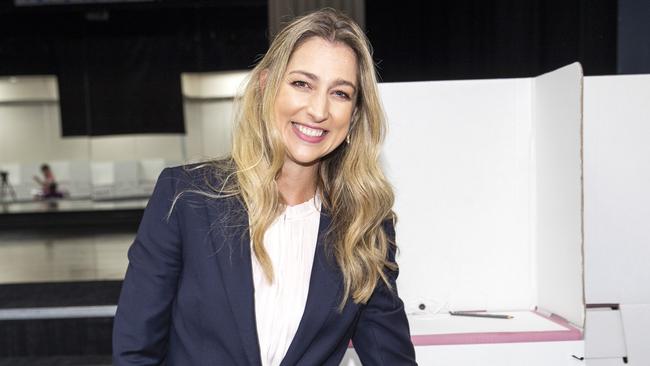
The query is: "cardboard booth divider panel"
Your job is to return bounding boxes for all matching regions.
[533,64,584,328]
[379,63,585,334]
[583,74,650,305]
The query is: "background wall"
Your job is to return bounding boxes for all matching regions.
[0,75,237,173]
[183,99,236,162]
[0,103,89,164]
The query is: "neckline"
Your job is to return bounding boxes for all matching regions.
[283,194,321,220]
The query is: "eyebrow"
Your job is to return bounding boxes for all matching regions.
[288,70,357,93]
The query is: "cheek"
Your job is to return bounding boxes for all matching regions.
[273,96,292,129]
[274,90,303,122]
[332,107,355,132]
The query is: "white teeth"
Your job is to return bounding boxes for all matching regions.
[295,123,325,137]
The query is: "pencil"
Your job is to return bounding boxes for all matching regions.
[449,311,514,319]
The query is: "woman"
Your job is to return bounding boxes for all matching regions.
[33,164,62,199]
[113,8,417,366]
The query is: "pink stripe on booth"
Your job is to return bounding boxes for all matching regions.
[410,311,582,346]
[349,310,582,348]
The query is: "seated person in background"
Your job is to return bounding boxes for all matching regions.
[33,164,63,199]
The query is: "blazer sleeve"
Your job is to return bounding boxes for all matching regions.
[351,219,418,365]
[113,167,182,365]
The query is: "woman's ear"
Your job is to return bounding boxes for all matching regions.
[259,69,269,91]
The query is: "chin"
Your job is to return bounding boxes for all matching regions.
[289,156,322,167]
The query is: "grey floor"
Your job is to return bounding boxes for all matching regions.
[0,230,132,285]
[0,227,132,365]
[0,197,142,285]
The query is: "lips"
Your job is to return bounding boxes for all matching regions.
[291,122,328,143]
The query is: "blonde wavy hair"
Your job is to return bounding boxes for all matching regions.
[206,8,396,307]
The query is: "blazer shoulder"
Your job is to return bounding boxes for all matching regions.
[163,161,231,192]
[160,161,241,215]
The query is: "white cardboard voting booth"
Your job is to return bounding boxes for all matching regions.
[584,74,650,306]
[343,63,585,365]
[582,74,650,366]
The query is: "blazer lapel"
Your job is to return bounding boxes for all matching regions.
[206,197,262,366]
[280,211,342,366]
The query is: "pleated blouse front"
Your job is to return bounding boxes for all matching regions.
[251,195,321,366]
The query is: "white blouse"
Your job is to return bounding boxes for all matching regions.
[251,195,322,366]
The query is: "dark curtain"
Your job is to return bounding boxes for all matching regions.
[56,6,268,136]
[0,3,269,137]
[56,15,187,136]
[366,0,617,82]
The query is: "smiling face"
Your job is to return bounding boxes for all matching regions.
[273,37,358,171]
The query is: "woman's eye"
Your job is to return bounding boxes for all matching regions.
[334,90,351,100]
[292,80,309,88]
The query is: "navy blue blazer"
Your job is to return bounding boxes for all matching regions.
[113,166,417,365]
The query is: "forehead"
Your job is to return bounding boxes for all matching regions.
[286,37,358,83]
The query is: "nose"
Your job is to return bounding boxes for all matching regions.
[307,90,329,122]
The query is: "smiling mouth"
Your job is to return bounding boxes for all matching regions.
[292,122,327,137]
